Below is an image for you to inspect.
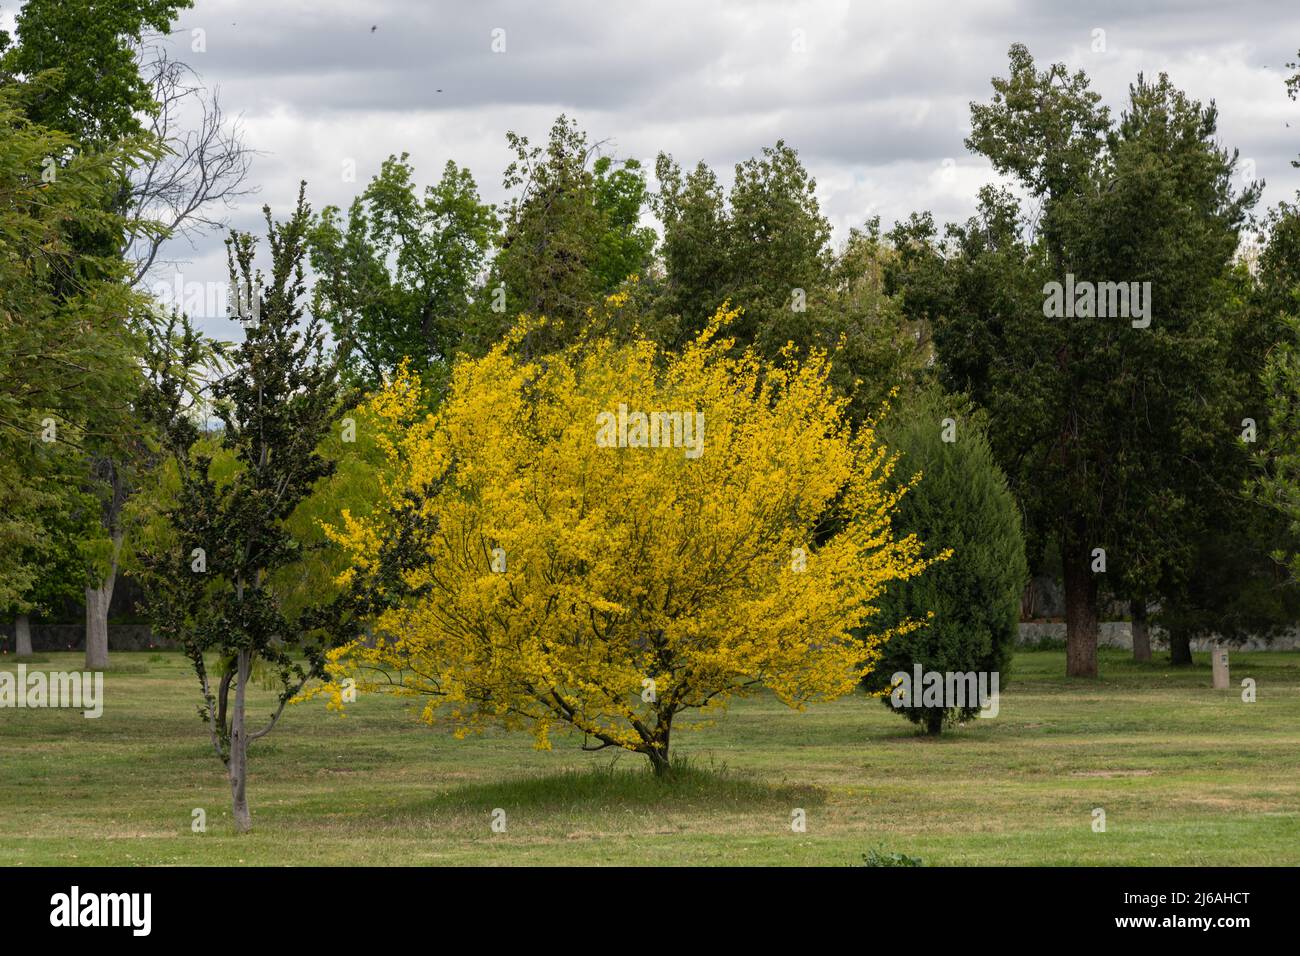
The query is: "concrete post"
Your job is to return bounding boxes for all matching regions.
[1212,645,1230,690]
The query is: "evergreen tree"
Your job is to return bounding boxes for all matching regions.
[864,388,1027,734]
[892,49,1258,677]
[469,115,655,355]
[141,187,357,832]
[654,146,925,420]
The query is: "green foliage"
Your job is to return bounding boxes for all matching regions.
[2,1,200,665]
[861,847,924,867]
[2,454,98,617]
[1158,496,1300,648]
[653,145,925,420]
[0,83,153,611]
[722,141,832,353]
[308,153,494,389]
[140,188,362,794]
[1255,200,1300,584]
[864,388,1026,733]
[822,218,932,420]
[1,0,193,146]
[1155,197,1300,650]
[654,140,831,351]
[591,155,657,293]
[890,48,1262,676]
[886,189,1049,555]
[469,115,655,354]
[965,42,1109,240]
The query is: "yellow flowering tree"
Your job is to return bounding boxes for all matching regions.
[322,306,936,775]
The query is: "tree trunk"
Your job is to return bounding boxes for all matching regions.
[647,748,671,778]
[1169,629,1193,667]
[84,530,123,671]
[924,709,944,736]
[646,715,673,778]
[84,583,111,669]
[1062,527,1099,678]
[229,650,252,832]
[14,613,33,657]
[1131,599,1151,663]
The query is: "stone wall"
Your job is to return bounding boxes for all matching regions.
[1018,621,1300,651]
[0,623,175,654]
[4,619,1298,654]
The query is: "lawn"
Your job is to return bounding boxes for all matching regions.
[1,648,1298,866]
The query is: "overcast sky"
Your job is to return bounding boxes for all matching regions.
[12,0,1300,339]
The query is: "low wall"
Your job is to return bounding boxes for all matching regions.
[4,620,1298,654]
[1018,621,1300,651]
[0,623,175,654]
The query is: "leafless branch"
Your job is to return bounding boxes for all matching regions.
[123,40,260,287]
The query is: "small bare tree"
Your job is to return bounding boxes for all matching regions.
[123,40,258,287]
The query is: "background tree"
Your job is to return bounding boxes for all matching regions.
[0,83,149,658]
[2,469,97,657]
[863,387,1026,734]
[822,218,932,421]
[591,154,658,292]
[1140,210,1300,664]
[654,145,924,420]
[1,0,193,148]
[1253,57,1300,585]
[1158,492,1300,663]
[318,305,935,776]
[468,115,655,354]
[1257,205,1300,578]
[140,189,356,831]
[651,155,730,341]
[653,140,831,353]
[308,153,494,390]
[1073,76,1260,670]
[892,48,1258,677]
[5,0,255,667]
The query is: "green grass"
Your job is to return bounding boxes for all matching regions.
[1,648,1298,865]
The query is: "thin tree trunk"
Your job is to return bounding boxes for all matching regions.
[647,749,670,777]
[646,715,673,777]
[15,613,33,657]
[924,710,945,736]
[1131,598,1151,662]
[229,649,252,832]
[84,530,123,670]
[1063,525,1099,678]
[1169,629,1193,667]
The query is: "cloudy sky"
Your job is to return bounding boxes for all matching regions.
[14,0,1300,339]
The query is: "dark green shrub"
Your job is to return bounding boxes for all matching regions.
[863,387,1027,733]
[861,847,924,867]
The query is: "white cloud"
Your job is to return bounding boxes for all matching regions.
[32,0,1292,335]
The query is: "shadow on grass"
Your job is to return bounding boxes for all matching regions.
[390,756,828,819]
